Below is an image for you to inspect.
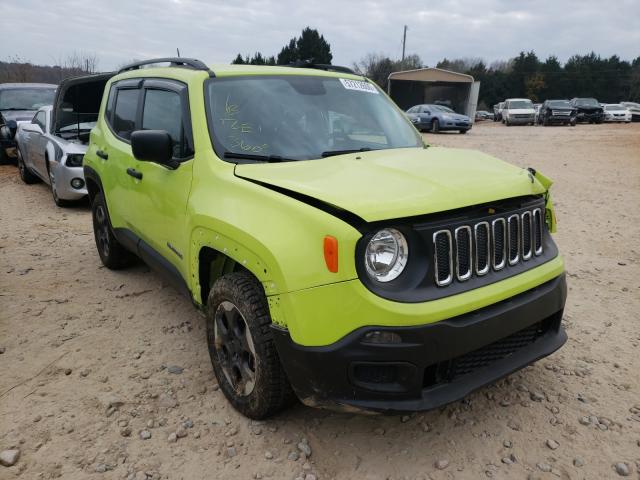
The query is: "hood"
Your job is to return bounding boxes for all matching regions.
[0,109,36,124]
[52,72,114,134]
[443,113,470,121]
[235,147,546,223]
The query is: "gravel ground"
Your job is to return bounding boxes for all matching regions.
[1,122,639,480]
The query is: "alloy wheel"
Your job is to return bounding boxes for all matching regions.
[94,204,110,257]
[214,300,257,396]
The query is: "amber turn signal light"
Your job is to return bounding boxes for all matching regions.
[323,236,339,273]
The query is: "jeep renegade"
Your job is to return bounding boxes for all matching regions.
[84,58,567,419]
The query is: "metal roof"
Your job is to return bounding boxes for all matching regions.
[388,67,474,83]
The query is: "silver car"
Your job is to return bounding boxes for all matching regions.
[16,105,89,206]
[15,73,112,206]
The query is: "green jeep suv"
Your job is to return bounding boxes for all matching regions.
[84,58,567,418]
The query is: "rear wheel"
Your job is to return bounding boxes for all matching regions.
[17,147,40,184]
[431,119,440,133]
[206,272,294,419]
[91,192,136,269]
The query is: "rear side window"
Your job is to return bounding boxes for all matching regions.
[112,89,139,140]
[141,87,193,159]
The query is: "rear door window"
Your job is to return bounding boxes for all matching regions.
[112,88,139,141]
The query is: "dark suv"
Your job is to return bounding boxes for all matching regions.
[570,98,603,124]
[537,100,576,126]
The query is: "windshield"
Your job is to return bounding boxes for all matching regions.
[548,100,571,108]
[507,100,533,109]
[604,104,625,111]
[205,75,423,161]
[576,98,599,106]
[0,88,55,111]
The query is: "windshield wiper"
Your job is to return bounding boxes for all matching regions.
[223,151,293,163]
[321,147,372,158]
[0,107,29,111]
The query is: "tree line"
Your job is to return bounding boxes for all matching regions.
[0,53,98,84]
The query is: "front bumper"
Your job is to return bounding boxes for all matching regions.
[273,273,567,413]
[506,116,535,125]
[51,162,88,200]
[576,112,603,122]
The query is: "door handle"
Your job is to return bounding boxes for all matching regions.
[96,149,108,160]
[126,168,143,180]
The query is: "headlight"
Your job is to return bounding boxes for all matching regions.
[66,154,84,167]
[364,228,408,282]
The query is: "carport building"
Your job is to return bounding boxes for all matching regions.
[388,68,480,120]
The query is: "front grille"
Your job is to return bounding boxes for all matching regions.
[450,321,546,378]
[551,110,570,116]
[507,214,520,265]
[433,206,544,286]
[515,114,533,118]
[455,226,472,281]
[433,230,453,286]
[423,318,553,388]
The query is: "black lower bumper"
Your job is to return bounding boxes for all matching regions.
[273,274,567,413]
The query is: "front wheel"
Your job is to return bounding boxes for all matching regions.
[431,119,440,133]
[207,272,294,419]
[459,129,467,134]
[17,148,40,184]
[91,192,136,269]
[47,161,72,207]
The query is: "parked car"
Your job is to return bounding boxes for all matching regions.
[493,102,504,122]
[15,73,112,206]
[406,104,472,133]
[502,98,536,126]
[602,104,632,123]
[570,98,603,124]
[619,102,640,122]
[84,58,566,419]
[537,100,577,126]
[0,83,56,163]
[475,110,494,121]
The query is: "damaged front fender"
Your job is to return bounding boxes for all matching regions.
[530,168,557,233]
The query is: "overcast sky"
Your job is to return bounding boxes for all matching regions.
[2,0,639,71]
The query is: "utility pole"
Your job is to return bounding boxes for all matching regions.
[176,48,181,58]
[401,25,407,67]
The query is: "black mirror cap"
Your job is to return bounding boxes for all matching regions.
[131,130,176,168]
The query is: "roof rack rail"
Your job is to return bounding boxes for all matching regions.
[118,57,214,77]
[289,60,357,75]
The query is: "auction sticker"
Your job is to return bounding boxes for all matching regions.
[339,78,379,94]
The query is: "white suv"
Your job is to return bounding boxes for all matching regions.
[502,98,536,126]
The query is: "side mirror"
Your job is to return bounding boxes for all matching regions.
[131,130,176,168]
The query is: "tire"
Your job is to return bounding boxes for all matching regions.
[570,118,577,127]
[17,147,40,184]
[91,192,136,269]
[206,271,294,419]
[431,119,440,133]
[459,129,467,134]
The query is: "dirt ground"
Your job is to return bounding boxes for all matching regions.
[1,122,639,480]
